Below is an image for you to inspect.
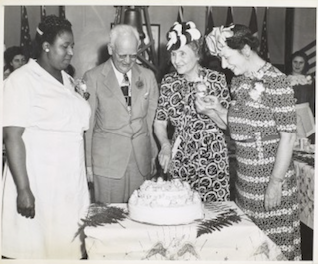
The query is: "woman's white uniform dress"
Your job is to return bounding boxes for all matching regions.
[2,59,91,259]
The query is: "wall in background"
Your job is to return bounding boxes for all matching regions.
[3,5,316,79]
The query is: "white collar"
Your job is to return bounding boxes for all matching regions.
[111,60,132,85]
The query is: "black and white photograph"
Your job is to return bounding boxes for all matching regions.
[1,1,317,264]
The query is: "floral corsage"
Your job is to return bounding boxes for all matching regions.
[135,77,144,89]
[249,80,265,102]
[70,77,90,100]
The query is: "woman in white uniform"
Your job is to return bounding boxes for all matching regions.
[2,15,91,259]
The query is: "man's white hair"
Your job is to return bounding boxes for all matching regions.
[109,24,141,48]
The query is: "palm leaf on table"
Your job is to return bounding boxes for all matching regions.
[196,209,241,238]
[73,202,128,240]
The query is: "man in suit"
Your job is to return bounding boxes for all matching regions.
[84,24,159,203]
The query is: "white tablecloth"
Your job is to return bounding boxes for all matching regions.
[294,160,315,229]
[84,201,286,261]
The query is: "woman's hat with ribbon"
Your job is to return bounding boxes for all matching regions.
[205,25,234,57]
[166,21,201,51]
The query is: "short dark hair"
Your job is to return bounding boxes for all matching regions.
[226,24,259,52]
[33,15,72,59]
[4,46,25,72]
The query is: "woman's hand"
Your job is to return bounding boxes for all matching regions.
[3,126,35,219]
[195,94,224,113]
[195,95,228,129]
[158,143,171,174]
[264,179,282,211]
[17,187,35,218]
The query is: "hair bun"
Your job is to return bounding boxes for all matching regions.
[38,15,72,35]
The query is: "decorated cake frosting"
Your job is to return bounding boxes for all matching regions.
[128,177,204,225]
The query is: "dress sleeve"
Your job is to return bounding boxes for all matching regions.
[268,74,297,133]
[2,73,32,128]
[155,74,173,121]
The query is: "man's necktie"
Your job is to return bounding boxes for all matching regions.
[121,73,132,113]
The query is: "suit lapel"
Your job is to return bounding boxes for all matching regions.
[102,60,127,108]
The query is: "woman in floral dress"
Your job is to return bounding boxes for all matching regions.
[200,24,301,260]
[154,21,230,202]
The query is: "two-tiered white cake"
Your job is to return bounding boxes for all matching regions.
[128,177,204,225]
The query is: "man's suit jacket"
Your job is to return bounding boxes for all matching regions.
[84,59,159,179]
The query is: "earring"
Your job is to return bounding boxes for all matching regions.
[45,48,49,52]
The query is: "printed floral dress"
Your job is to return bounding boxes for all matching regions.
[227,62,301,260]
[155,68,230,202]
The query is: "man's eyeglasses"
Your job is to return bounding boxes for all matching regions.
[115,52,138,60]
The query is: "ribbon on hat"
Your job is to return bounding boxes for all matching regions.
[205,25,234,56]
[166,21,201,51]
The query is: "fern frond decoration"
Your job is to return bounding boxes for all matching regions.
[196,209,241,238]
[73,202,128,240]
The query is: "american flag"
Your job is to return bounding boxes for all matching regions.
[59,6,65,19]
[299,40,316,75]
[20,6,32,60]
[41,6,46,22]
[259,7,270,62]
[226,7,233,26]
[249,7,258,38]
[177,6,184,23]
[205,7,214,36]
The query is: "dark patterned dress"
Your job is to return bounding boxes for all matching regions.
[155,68,230,202]
[227,63,301,260]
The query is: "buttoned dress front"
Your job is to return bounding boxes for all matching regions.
[2,59,91,259]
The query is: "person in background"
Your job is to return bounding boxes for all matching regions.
[286,51,315,114]
[154,21,231,202]
[286,51,315,143]
[202,24,301,260]
[3,46,26,79]
[2,15,90,259]
[84,24,158,204]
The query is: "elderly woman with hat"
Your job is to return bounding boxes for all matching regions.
[154,21,231,202]
[198,24,301,260]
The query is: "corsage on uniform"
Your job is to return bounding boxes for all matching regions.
[70,77,90,100]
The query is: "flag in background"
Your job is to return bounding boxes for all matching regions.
[226,7,233,26]
[300,40,316,75]
[259,8,270,62]
[177,6,184,23]
[20,6,32,60]
[205,7,214,36]
[249,7,258,38]
[41,6,46,22]
[59,6,65,19]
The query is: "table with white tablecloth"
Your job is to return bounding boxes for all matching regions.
[83,201,286,261]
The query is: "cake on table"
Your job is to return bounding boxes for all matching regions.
[128,177,204,225]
